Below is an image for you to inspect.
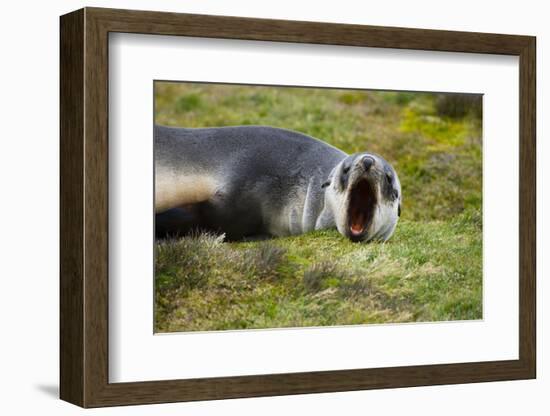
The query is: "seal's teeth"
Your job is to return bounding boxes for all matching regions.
[350,225,364,235]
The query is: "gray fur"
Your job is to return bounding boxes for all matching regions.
[155,125,401,242]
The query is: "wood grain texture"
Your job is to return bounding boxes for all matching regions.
[88,7,532,55]
[59,7,537,408]
[518,38,536,375]
[59,8,84,407]
[82,10,111,406]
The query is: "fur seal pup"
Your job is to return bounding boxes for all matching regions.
[155,125,401,242]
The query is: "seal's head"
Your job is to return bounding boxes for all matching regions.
[323,153,401,242]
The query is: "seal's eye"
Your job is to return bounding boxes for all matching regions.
[386,171,393,182]
[340,165,351,190]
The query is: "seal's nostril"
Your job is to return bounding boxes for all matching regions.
[363,156,374,171]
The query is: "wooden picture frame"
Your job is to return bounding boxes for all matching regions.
[60,7,536,408]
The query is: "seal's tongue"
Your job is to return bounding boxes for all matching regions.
[350,211,365,235]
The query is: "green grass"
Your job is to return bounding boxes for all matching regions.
[154,82,483,332]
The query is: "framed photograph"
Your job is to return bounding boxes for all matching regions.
[60,7,536,408]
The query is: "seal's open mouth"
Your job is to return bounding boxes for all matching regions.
[348,179,376,240]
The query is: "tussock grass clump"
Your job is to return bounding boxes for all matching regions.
[155,234,220,295]
[155,233,225,323]
[246,242,287,281]
[154,236,290,331]
[303,262,345,293]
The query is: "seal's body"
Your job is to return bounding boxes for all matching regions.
[155,125,401,242]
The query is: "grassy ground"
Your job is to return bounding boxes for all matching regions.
[154,82,483,332]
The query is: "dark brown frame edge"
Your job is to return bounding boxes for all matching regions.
[60,7,536,408]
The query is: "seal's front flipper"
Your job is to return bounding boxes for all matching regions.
[155,206,200,239]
